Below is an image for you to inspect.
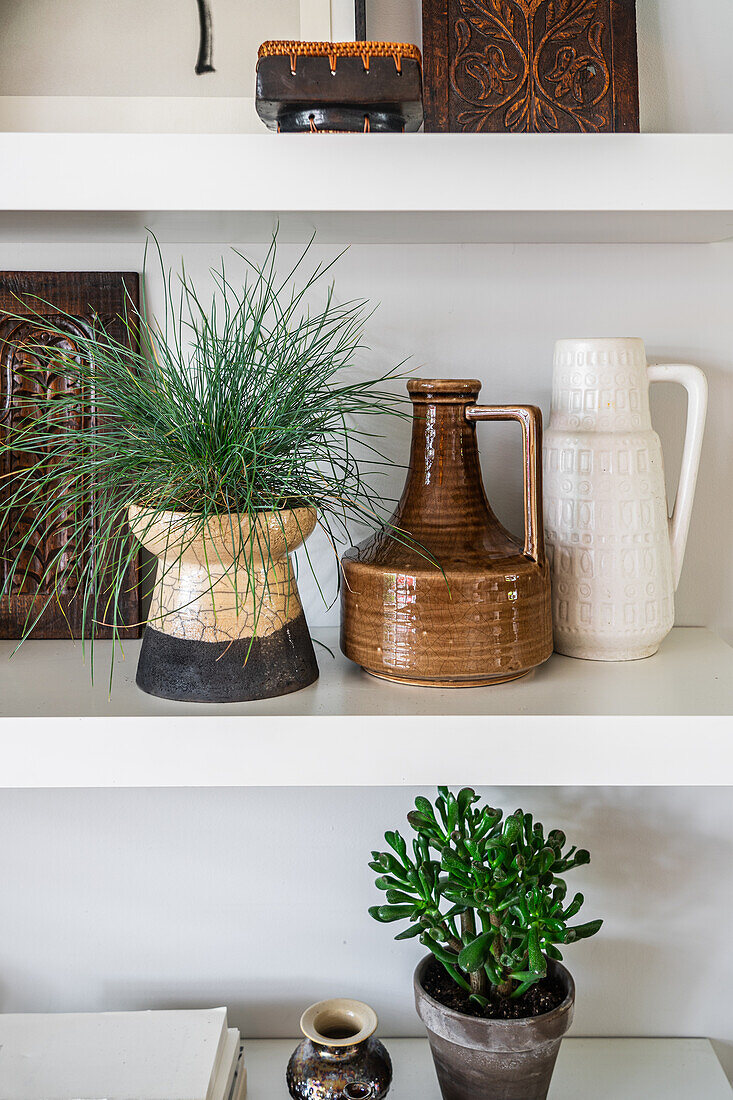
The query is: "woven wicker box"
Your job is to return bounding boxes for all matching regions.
[256,41,423,132]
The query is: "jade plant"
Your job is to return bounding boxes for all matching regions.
[369,787,602,1003]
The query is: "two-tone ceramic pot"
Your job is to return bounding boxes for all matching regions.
[414,956,575,1100]
[128,505,318,702]
[341,379,553,686]
[286,999,392,1100]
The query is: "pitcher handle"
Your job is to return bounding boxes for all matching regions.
[465,404,544,564]
[647,363,708,590]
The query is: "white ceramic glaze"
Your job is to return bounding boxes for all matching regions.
[543,338,707,661]
[128,506,316,643]
[299,1000,378,1047]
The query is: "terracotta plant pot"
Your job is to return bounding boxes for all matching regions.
[413,956,574,1100]
[286,999,392,1100]
[128,505,318,702]
[340,379,553,686]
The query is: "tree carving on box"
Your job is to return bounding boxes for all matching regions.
[1,318,92,615]
[0,272,141,640]
[422,0,639,132]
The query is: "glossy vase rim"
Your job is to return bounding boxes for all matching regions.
[300,999,378,1047]
[413,954,575,1048]
[407,377,482,402]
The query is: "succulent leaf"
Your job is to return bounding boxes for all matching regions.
[457,930,494,973]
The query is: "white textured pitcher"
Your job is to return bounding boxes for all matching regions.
[543,338,707,661]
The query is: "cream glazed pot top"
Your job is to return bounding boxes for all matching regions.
[128,505,316,644]
[543,338,707,661]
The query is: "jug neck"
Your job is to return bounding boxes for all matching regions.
[550,339,652,433]
[397,379,497,535]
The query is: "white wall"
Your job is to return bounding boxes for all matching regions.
[1,238,731,643]
[0,786,731,1080]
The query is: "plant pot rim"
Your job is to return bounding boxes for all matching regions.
[413,953,575,1035]
[128,503,316,522]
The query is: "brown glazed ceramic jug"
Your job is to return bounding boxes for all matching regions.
[340,379,552,686]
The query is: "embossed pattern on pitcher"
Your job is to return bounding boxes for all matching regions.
[543,339,675,661]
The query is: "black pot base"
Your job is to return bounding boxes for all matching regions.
[135,611,319,703]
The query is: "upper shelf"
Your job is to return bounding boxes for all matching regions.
[1,133,733,243]
[1,627,731,787]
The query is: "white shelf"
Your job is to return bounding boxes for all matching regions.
[1,134,733,243]
[0,627,731,787]
[244,1038,732,1099]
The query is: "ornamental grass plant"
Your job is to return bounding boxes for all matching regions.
[0,236,409,680]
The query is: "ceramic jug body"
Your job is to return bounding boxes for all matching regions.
[543,338,707,661]
[341,379,553,685]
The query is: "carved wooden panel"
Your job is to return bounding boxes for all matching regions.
[422,0,639,132]
[0,272,142,639]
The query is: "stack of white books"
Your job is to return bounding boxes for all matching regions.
[0,1007,246,1100]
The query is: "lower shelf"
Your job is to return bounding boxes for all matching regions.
[244,1038,731,1099]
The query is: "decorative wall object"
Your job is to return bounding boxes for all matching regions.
[0,271,141,641]
[256,40,423,132]
[341,378,553,686]
[421,0,639,132]
[543,337,707,661]
[286,999,392,1100]
[195,0,216,74]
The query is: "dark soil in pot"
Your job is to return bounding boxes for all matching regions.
[421,955,566,1020]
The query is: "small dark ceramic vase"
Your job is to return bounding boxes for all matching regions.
[414,955,575,1100]
[286,999,392,1100]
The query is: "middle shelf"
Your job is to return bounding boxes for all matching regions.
[0,626,730,788]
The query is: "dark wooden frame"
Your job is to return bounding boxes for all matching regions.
[422,0,639,133]
[0,271,142,640]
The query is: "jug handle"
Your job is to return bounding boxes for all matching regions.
[646,363,708,590]
[465,404,545,564]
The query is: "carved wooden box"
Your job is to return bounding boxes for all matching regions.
[0,272,142,639]
[422,0,639,132]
